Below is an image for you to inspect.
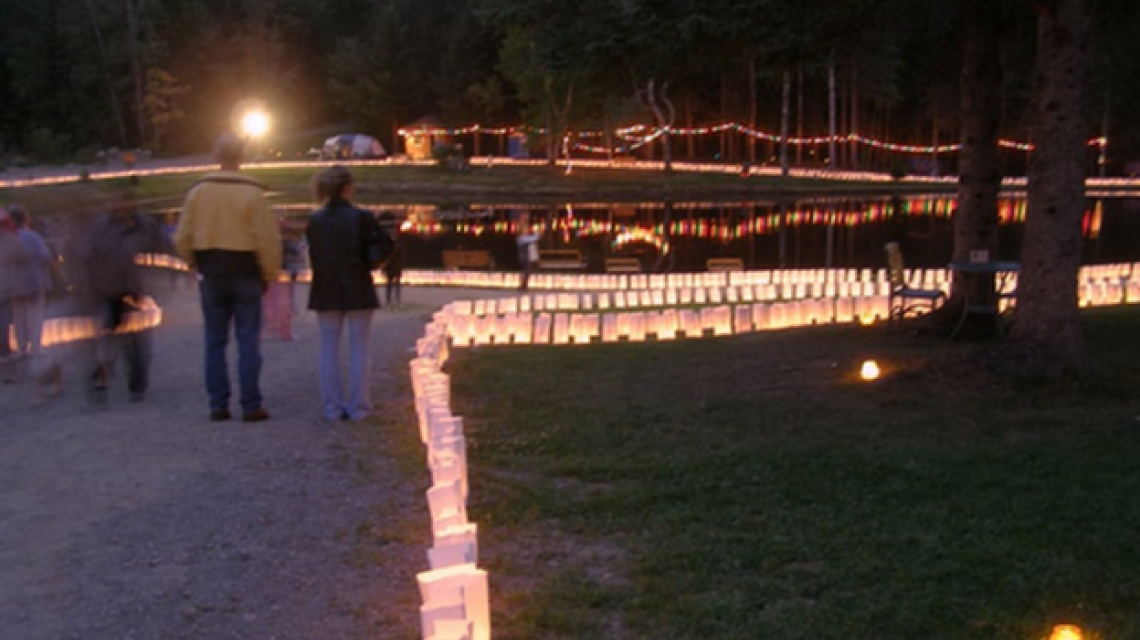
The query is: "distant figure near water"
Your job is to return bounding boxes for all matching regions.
[516,212,539,291]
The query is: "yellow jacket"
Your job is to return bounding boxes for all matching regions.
[176,171,282,285]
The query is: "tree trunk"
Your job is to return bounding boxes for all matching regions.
[125,0,147,146]
[950,0,1004,332]
[720,74,728,161]
[849,62,859,168]
[779,69,790,177]
[828,56,837,170]
[931,117,939,177]
[686,91,694,160]
[1010,0,1093,374]
[796,65,804,166]
[638,79,674,173]
[749,58,757,165]
[82,0,128,147]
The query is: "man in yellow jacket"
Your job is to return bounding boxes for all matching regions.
[176,133,281,422]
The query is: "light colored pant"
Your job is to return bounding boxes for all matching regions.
[11,291,45,356]
[316,309,374,420]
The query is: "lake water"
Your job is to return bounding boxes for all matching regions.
[167,194,1140,273]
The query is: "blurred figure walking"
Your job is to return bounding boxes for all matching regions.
[0,207,23,384]
[65,200,168,403]
[8,204,52,362]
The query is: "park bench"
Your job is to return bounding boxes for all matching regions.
[537,249,588,271]
[707,257,745,272]
[442,249,494,270]
[605,257,642,273]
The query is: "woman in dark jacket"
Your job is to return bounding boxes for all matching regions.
[305,166,385,420]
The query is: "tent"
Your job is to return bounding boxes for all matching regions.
[321,134,387,160]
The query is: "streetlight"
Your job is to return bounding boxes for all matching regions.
[230,98,272,142]
[241,109,271,140]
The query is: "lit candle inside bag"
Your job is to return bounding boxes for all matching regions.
[417,565,490,640]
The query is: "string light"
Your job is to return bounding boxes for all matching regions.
[396,121,1107,157]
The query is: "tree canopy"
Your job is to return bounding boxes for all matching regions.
[1,0,1138,172]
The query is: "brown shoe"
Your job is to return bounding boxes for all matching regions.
[210,408,232,422]
[242,408,270,423]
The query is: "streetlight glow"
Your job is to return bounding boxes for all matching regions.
[241,110,271,139]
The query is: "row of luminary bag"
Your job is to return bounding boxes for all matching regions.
[409,319,489,640]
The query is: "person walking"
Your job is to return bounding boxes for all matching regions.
[516,213,539,291]
[0,207,24,384]
[381,218,403,308]
[175,133,281,422]
[7,205,52,365]
[304,166,387,421]
[66,201,168,403]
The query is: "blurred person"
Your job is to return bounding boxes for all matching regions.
[262,223,298,341]
[0,207,23,383]
[516,213,539,291]
[65,200,167,403]
[8,204,52,362]
[175,133,281,422]
[379,214,403,307]
[281,226,307,311]
[304,166,385,421]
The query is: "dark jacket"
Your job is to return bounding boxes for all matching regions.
[305,198,382,312]
[66,212,168,299]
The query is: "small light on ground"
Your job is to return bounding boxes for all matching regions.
[1049,625,1083,640]
[860,359,881,381]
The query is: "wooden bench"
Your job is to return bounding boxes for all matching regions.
[537,249,588,271]
[605,257,642,273]
[442,249,494,270]
[707,257,745,272]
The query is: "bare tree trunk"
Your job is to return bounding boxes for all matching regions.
[686,91,694,160]
[637,79,675,173]
[849,62,859,168]
[1010,0,1092,374]
[796,65,804,166]
[780,70,790,177]
[828,56,837,170]
[125,0,149,146]
[1099,90,1109,177]
[83,0,128,146]
[931,117,940,177]
[749,58,757,165]
[545,111,556,166]
[720,75,728,161]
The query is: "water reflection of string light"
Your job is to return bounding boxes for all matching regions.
[613,228,670,255]
[152,195,1098,242]
[382,197,1102,241]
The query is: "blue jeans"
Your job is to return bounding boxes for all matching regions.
[199,275,264,413]
[316,310,373,420]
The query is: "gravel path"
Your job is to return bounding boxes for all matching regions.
[1,275,494,640]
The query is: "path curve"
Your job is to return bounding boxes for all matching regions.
[0,275,503,640]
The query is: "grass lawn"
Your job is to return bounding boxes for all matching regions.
[446,307,1140,640]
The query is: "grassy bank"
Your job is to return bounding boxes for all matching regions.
[1,163,958,214]
[447,307,1140,640]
